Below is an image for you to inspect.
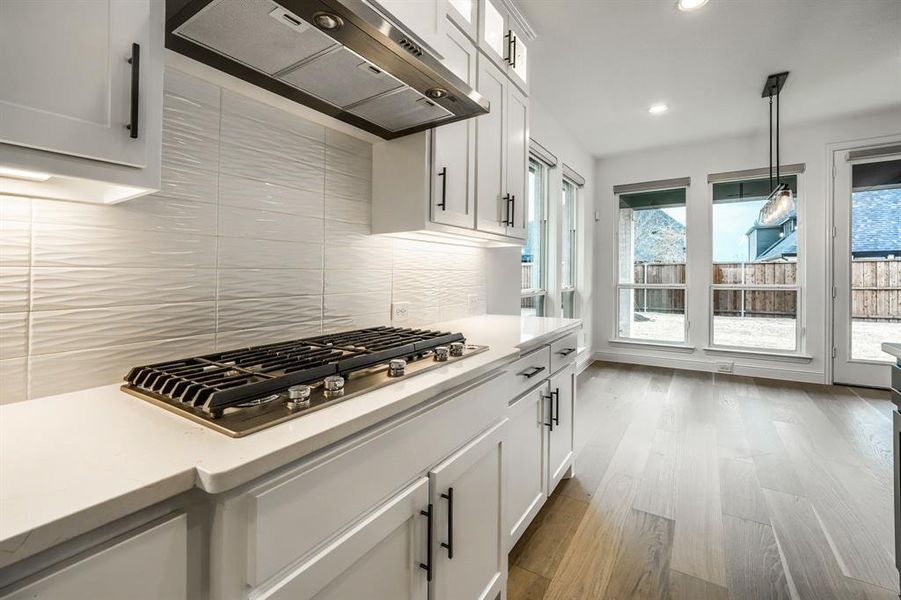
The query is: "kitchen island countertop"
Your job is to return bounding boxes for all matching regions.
[0,315,581,568]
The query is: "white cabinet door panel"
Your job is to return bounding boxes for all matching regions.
[475,58,507,235]
[431,25,476,229]
[505,384,548,547]
[0,0,150,167]
[430,419,506,600]
[505,83,529,239]
[547,364,576,492]
[479,0,508,69]
[0,514,186,600]
[261,478,430,600]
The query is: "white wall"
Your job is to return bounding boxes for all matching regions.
[486,97,596,350]
[593,107,901,383]
[0,67,487,403]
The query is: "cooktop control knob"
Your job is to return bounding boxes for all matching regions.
[433,346,449,362]
[449,342,465,357]
[388,359,406,377]
[323,375,345,393]
[286,385,312,410]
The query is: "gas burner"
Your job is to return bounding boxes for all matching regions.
[121,327,488,437]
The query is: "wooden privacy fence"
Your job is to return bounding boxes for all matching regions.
[629,259,901,321]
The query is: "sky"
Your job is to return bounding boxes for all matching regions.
[663,202,767,262]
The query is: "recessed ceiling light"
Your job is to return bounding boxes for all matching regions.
[0,165,52,182]
[676,0,709,11]
[648,103,669,115]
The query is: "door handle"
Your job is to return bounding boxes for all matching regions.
[126,43,140,139]
[519,365,546,379]
[418,503,433,581]
[440,487,454,559]
[556,348,576,356]
[504,30,514,65]
[510,194,516,227]
[437,167,447,211]
[511,34,518,69]
[502,193,512,225]
[543,391,554,431]
[553,387,560,425]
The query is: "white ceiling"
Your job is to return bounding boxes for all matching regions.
[516,0,901,157]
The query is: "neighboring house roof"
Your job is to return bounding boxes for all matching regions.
[852,189,901,255]
[756,229,797,262]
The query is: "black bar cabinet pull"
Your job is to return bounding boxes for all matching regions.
[556,348,576,356]
[519,365,545,379]
[510,195,516,227]
[126,43,140,139]
[437,167,447,210]
[440,487,454,559]
[511,34,517,69]
[419,503,433,581]
[553,387,560,425]
[504,30,513,65]
[544,390,554,431]
[502,193,512,225]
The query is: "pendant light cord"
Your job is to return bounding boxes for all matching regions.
[769,92,773,191]
[776,85,781,186]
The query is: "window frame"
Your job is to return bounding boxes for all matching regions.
[561,176,578,318]
[522,156,550,316]
[613,184,690,345]
[707,172,805,354]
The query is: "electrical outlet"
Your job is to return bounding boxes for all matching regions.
[392,302,410,323]
[716,361,734,374]
[467,294,480,315]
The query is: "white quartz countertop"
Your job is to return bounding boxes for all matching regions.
[881,343,901,361]
[0,315,580,567]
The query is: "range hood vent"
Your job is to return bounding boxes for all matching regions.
[165,0,488,138]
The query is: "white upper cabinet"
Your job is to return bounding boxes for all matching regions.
[0,0,151,167]
[446,0,478,41]
[431,25,477,229]
[505,81,528,239]
[0,0,163,204]
[373,0,450,58]
[474,58,508,236]
[477,0,529,92]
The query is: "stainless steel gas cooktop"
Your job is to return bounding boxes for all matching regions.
[122,326,486,437]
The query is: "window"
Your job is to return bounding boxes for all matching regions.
[561,178,577,318]
[522,158,548,316]
[615,186,688,343]
[711,174,800,351]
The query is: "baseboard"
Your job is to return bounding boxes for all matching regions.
[590,351,827,385]
[575,349,593,374]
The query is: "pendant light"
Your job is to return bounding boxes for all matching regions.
[761,72,793,225]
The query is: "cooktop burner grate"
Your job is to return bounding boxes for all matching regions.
[123,327,467,416]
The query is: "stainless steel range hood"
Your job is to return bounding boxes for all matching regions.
[165,0,489,138]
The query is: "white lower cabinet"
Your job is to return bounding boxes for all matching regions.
[547,363,576,492]
[259,478,430,600]
[505,383,548,546]
[429,419,507,600]
[0,514,187,600]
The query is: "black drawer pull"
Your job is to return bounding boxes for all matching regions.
[440,487,454,559]
[543,391,554,431]
[126,43,140,139]
[556,348,576,357]
[502,193,512,226]
[519,366,545,379]
[418,503,433,581]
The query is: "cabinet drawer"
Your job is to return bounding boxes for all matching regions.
[0,514,186,600]
[503,346,551,400]
[549,333,579,375]
[245,373,507,587]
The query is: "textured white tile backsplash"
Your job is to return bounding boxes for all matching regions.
[0,67,487,402]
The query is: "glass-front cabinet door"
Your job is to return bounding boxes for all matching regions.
[479,0,508,69]
[447,0,477,41]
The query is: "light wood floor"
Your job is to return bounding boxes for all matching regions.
[508,362,899,600]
